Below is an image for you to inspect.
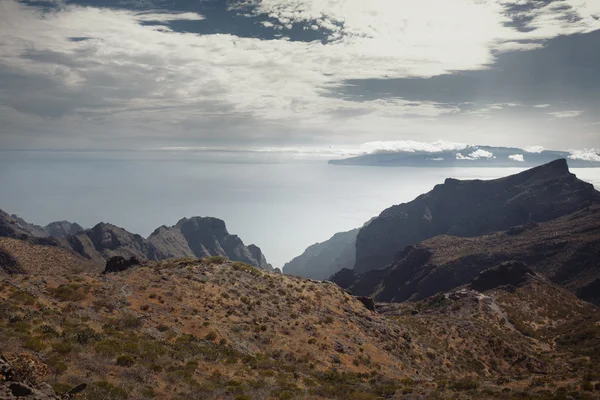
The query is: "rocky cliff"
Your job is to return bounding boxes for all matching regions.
[334,203,600,305]
[282,228,359,280]
[354,159,600,273]
[148,217,273,270]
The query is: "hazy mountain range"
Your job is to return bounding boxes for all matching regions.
[329,146,600,167]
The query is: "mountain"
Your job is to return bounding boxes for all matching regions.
[43,221,84,238]
[332,203,600,305]
[0,210,273,270]
[282,228,359,280]
[66,222,163,265]
[329,146,600,168]
[2,256,599,399]
[0,210,83,241]
[148,217,273,270]
[354,159,600,274]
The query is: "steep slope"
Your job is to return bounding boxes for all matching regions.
[2,258,599,399]
[354,159,600,273]
[377,264,600,386]
[334,204,600,304]
[0,237,99,276]
[283,228,359,280]
[148,217,273,270]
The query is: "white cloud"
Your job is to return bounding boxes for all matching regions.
[548,110,584,119]
[524,146,544,153]
[456,149,494,160]
[359,140,469,154]
[508,154,524,162]
[1,0,600,149]
[569,149,600,162]
[133,12,205,22]
[533,104,551,108]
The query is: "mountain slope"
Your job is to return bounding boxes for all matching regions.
[334,204,600,305]
[354,159,600,273]
[1,258,599,399]
[283,228,359,280]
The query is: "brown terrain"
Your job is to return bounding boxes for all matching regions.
[1,255,599,399]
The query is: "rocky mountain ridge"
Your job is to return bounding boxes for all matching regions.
[332,203,600,305]
[354,159,600,273]
[0,212,272,271]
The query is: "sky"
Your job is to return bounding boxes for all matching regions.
[1,0,600,155]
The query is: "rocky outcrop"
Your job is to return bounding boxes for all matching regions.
[470,261,535,292]
[283,228,359,280]
[67,223,162,264]
[43,221,84,238]
[333,204,600,304]
[103,256,141,273]
[354,159,600,273]
[148,217,273,270]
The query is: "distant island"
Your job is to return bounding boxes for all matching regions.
[328,145,600,167]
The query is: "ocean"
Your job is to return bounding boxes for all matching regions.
[2,152,599,268]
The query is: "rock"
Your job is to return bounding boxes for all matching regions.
[354,160,600,274]
[355,296,376,312]
[103,256,141,273]
[470,261,535,292]
[282,228,359,280]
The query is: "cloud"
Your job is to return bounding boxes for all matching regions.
[508,154,525,162]
[456,149,494,160]
[533,104,551,108]
[569,149,600,162]
[1,0,600,149]
[133,12,205,22]
[548,110,584,118]
[358,140,469,154]
[524,146,544,153]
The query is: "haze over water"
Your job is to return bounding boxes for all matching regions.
[2,152,599,268]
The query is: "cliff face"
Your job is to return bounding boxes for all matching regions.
[282,228,359,280]
[67,223,163,265]
[334,204,600,305]
[354,159,600,273]
[148,217,273,270]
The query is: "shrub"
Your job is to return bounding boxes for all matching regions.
[52,342,74,354]
[85,381,129,400]
[49,284,88,302]
[116,354,135,367]
[450,378,479,391]
[581,381,594,391]
[205,331,217,341]
[23,337,46,352]
[206,256,226,265]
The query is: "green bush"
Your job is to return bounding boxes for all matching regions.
[116,354,135,367]
[49,284,88,302]
[85,381,129,400]
[23,337,46,352]
[206,256,226,265]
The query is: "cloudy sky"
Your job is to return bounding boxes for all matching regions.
[1,0,600,154]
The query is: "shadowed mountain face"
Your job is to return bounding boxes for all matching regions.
[282,228,359,280]
[333,204,600,305]
[354,159,600,274]
[0,211,273,270]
